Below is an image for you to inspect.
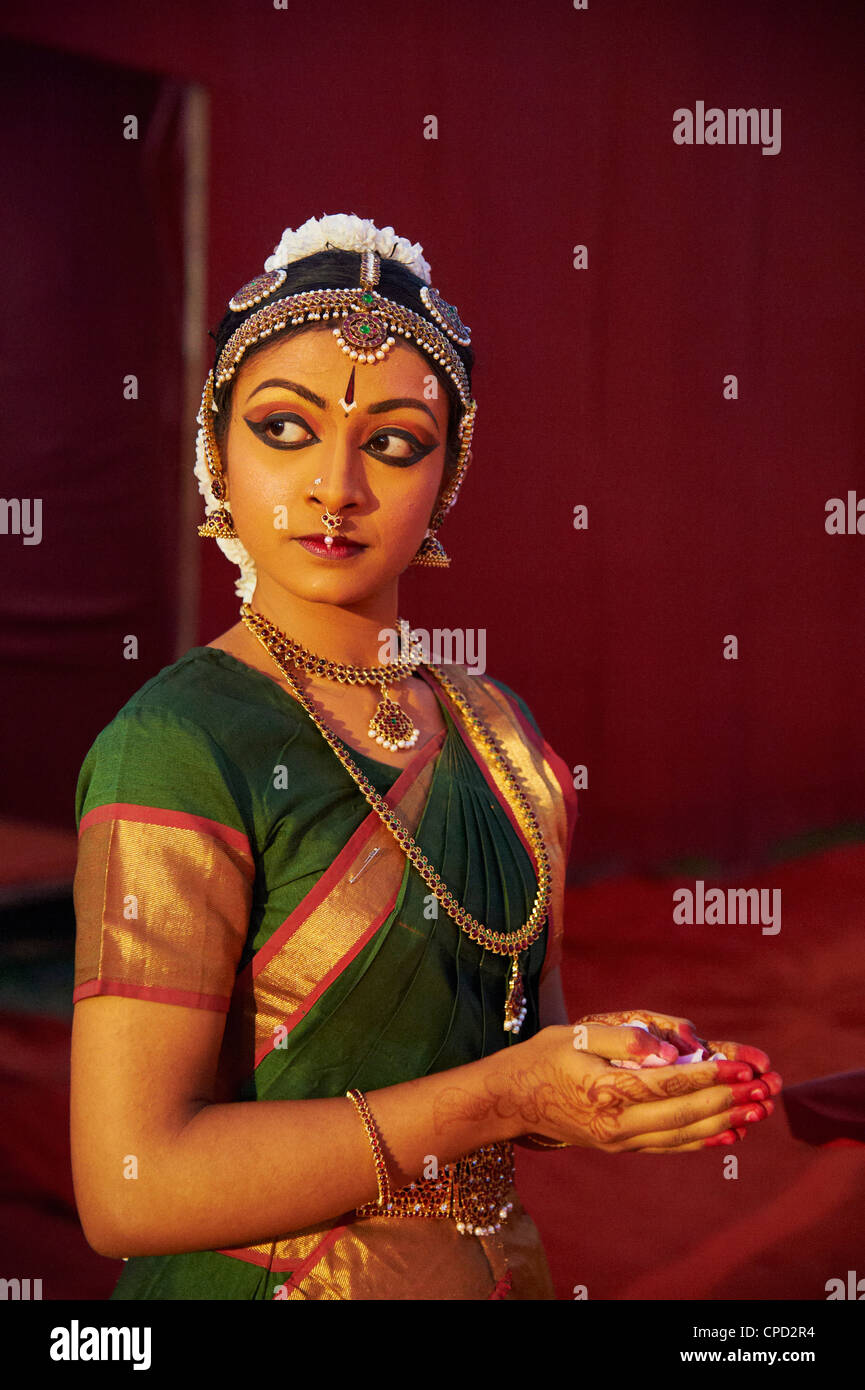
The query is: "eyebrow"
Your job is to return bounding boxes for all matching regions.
[246,378,326,408]
[244,378,439,429]
[368,397,439,430]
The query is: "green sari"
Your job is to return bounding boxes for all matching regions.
[73,646,577,1300]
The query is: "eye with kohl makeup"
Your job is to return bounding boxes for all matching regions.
[244,412,437,467]
[363,427,438,467]
[244,411,322,450]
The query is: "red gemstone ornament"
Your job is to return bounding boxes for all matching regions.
[228,269,287,312]
[339,312,389,352]
[420,285,471,345]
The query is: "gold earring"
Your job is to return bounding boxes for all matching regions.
[409,432,474,568]
[198,475,239,540]
[410,528,450,567]
[197,372,239,540]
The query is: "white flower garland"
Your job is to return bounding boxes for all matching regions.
[265,213,432,284]
[194,213,433,604]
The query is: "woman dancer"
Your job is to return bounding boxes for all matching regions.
[70,214,779,1300]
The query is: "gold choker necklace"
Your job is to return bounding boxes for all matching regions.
[240,603,423,752]
[239,603,552,1034]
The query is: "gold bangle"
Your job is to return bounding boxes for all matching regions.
[346,1089,393,1209]
[523,1132,573,1149]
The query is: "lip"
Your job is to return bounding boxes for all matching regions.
[295,534,367,558]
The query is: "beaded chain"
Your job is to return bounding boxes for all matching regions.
[215,287,472,407]
[240,605,553,962]
[240,606,553,1032]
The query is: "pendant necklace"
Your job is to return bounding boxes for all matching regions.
[240,603,552,1034]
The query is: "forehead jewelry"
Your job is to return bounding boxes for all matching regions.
[215,250,472,402]
[228,268,287,311]
[419,285,471,345]
[202,250,477,565]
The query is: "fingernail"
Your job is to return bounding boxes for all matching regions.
[704,1130,737,1146]
[730,1082,762,1102]
[642,1052,672,1067]
[735,1127,748,1139]
[734,1067,754,1082]
[729,1104,763,1124]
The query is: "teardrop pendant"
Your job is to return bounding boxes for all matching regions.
[368,684,420,752]
[503,954,527,1034]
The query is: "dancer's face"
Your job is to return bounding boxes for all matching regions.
[221,325,451,606]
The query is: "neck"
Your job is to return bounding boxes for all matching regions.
[247,576,403,668]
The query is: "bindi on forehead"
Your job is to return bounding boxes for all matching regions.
[338,366,357,416]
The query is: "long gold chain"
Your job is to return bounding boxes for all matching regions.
[239,606,552,959]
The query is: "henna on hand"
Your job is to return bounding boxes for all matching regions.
[433,1058,711,1148]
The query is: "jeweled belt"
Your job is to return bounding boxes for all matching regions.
[355,1140,515,1237]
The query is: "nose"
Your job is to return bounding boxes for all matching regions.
[309,432,368,521]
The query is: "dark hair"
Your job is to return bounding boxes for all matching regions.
[210,248,474,489]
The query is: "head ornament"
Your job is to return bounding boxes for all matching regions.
[195,215,477,601]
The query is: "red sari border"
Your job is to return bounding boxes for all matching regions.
[72,978,231,1012]
[78,802,252,855]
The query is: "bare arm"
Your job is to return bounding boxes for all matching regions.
[73,966,568,1255]
[70,995,529,1260]
[71,993,771,1260]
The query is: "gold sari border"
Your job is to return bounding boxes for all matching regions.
[225,731,445,1072]
[424,668,577,983]
[216,1222,349,1276]
[467,674,579,855]
[214,1209,530,1298]
[420,670,537,861]
[251,897,400,1068]
[242,729,445,984]
[73,818,253,1009]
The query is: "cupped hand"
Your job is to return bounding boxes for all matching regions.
[520,1023,778,1154]
[575,1008,776,1079]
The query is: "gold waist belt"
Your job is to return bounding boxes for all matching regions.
[355,1140,515,1238]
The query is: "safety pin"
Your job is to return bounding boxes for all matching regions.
[349,846,381,884]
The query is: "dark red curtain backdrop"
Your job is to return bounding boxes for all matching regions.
[2,1,863,873]
[0,41,189,827]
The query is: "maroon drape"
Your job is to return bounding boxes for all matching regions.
[0,40,188,827]
[1,1,862,870]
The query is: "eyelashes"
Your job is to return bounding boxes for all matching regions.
[243,412,437,468]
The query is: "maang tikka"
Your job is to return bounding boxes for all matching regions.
[197,248,477,566]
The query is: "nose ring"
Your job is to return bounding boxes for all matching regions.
[309,480,342,549]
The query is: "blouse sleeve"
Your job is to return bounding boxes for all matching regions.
[72,706,255,1012]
